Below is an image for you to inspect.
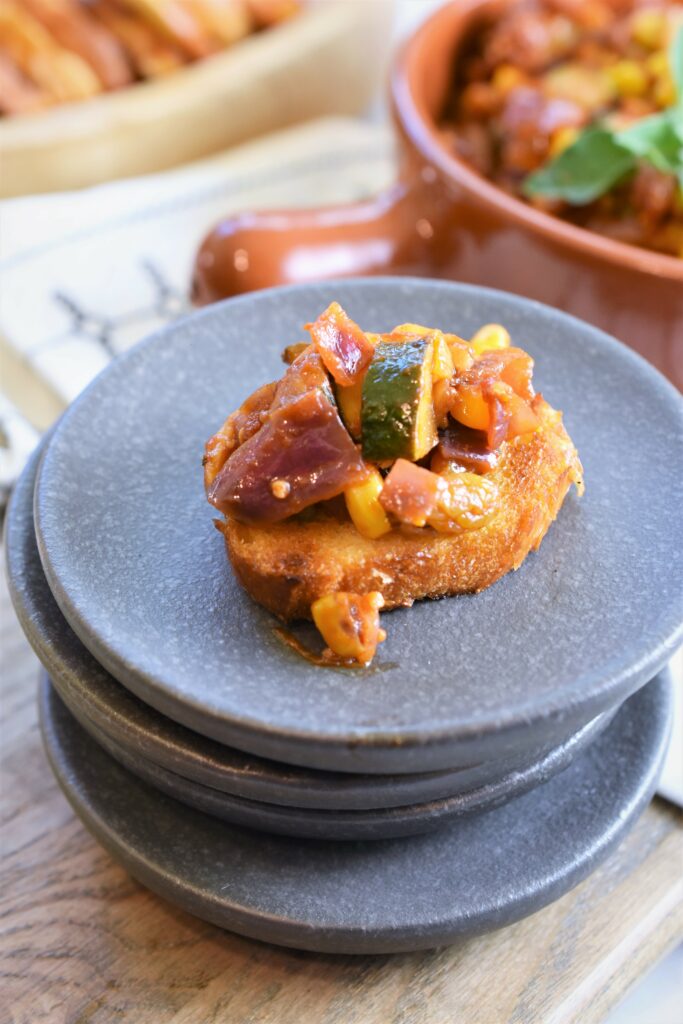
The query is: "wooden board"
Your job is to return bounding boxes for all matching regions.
[1,554,682,1024]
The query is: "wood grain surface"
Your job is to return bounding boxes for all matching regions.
[1,554,682,1024]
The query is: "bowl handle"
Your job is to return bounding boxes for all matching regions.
[191,167,453,304]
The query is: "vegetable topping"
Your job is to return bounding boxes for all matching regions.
[379,459,445,527]
[306,301,376,386]
[207,306,544,532]
[344,469,392,539]
[311,591,386,666]
[206,302,573,664]
[208,349,368,523]
[361,336,438,463]
[436,421,500,474]
[379,459,499,533]
[203,380,277,489]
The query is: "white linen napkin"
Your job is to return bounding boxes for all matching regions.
[0,116,395,406]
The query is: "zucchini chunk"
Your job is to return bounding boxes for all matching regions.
[361,337,437,463]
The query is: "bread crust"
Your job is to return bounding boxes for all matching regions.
[217,404,582,622]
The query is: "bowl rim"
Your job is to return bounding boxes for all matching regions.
[391,0,683,283]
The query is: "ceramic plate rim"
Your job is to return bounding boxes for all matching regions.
[3,437,616,802]
[39,674,673,953]
[50,672,620,834]
[33,278,683,753]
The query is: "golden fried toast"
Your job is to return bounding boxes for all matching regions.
[218,399,581,621]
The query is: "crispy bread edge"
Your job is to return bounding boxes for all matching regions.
[218,411,581,621]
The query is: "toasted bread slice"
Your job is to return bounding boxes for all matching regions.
[217,401,582,621]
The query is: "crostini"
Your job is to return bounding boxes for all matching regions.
[205,304,583,665]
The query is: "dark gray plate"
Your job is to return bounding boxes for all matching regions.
[6,440,613,812]
[40,673,672,953]
[54,675,615,840]
[34,279,683,773]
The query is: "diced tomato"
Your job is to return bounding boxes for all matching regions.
[449,385,491,432]
[447,346,537,448]
[305,301,375,386]
[469,348,535,401]
[504,388,541,438]
[379,459,445,527]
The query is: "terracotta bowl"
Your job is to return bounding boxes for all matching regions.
[192,0,683,387]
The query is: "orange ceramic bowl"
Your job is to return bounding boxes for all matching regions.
[193,0,683,386]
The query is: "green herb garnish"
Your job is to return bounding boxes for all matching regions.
[524,26,683,204]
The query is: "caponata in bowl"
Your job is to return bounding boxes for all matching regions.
[441,0,683,257]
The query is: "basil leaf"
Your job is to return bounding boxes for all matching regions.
[524,126,635,204]
[616,110,682,174]
[671,24,683,101]
[524,26,683,206]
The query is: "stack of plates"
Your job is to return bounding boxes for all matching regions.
[6,279,682,953]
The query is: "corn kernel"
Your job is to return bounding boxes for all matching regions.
[492,63,526,95]
[609,60,649,97]
[631,9,667,49]
[653,73,676,107]
[543,63,615,111]
[390,322,431,337]
[470,323,511,355]
[270,478,291,499]
[645,51,668,77]
[549,125,579,157]
[345,470,392,540]
[312,592,385,664]
[432,331,455,381]
[449,387,490,432]
[444,334,474,373]
[336,379,363,439]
